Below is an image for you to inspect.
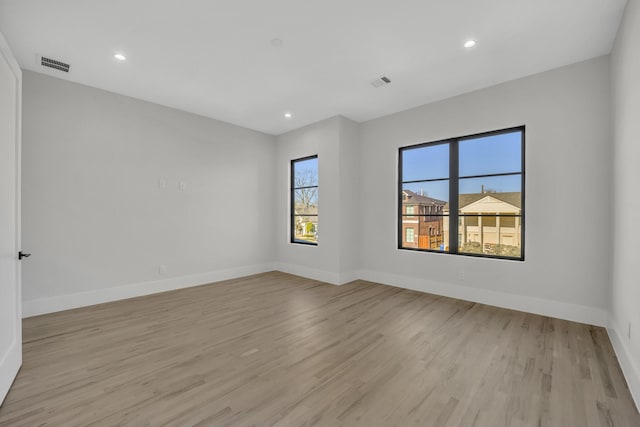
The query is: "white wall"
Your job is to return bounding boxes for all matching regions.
[23,58,616,329]
[338,118,360,279]
[611,0,640,406]
[357,56,612,326]
[274,116,360,284]
[21,71,276,316]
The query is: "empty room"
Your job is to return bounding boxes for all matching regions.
[0,0,639,426]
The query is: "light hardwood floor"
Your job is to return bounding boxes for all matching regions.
[0,272,638,426]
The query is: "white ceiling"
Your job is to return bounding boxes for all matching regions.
[0,0,628,135]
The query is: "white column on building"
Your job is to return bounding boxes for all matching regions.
[461,215,467,245]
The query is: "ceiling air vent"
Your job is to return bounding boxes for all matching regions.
[40,56,70,73]
[370,75,391,88]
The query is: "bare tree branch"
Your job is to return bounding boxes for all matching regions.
[294,169,318,208]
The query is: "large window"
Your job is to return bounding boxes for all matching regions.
[291,155,318,245]
[399,127,524,260]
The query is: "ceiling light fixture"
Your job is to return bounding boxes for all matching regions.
[284,112,292,119]
[463,40,476,49]
[114,53,126,61]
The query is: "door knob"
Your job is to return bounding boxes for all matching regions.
[18,251,31,260]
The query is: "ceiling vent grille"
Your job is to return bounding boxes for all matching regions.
[40,56,70,73]
[370,76,391,88]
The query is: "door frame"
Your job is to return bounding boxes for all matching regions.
[0,30,22,405]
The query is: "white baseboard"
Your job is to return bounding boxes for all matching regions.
[273,262,355,285]
[27,263,607,326]
[356,269,609,327]
[271,265,607,326]
[22,263,275,318]
[338,270,360,285]
[607,322,640,410]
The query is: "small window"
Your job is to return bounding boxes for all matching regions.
[399,127,524,260]
[291,155,318,245]
[406,228,415,243]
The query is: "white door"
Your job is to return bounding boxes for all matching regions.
[0,32,22,405]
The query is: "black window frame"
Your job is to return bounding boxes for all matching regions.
[290,155,319,246]
[398,126,525,261]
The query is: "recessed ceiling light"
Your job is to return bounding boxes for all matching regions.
[464,40,476,49]
[284,112,292,119]
[271,38,284,47]
[114,53,126,61]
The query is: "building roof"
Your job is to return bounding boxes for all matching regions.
[402,190,446,206]
[293,205,318,216]
[445,192,521,210]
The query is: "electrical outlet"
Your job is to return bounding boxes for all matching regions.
[159,264,167,275]
[158,179,166,189]
[179,181,187,190]
[458,270,465,281]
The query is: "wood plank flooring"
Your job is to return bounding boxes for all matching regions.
[0,272,638,426]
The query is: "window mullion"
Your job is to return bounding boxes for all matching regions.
[449,141,459,254]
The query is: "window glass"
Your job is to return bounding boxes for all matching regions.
[399,128,524,260]
[459,132,522,177]
[402,143,449,182]
[291,156,318,245]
